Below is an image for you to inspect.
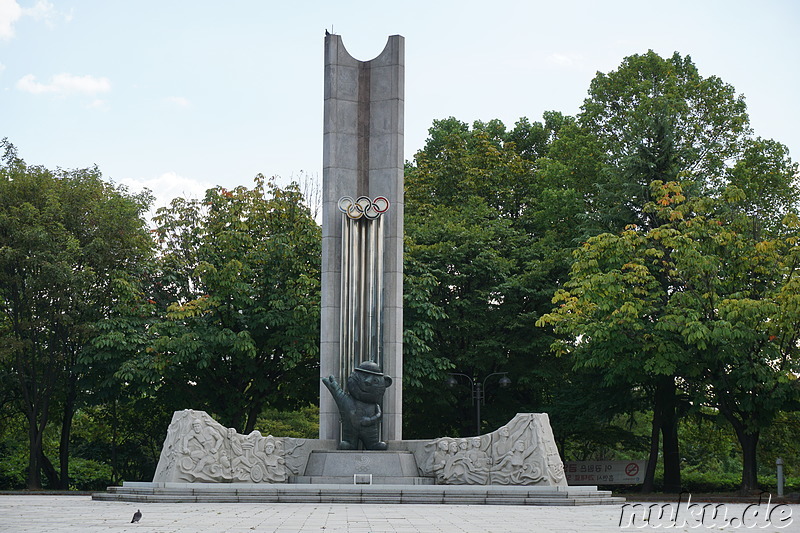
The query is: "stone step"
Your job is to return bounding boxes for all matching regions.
[289,475,435,485]
[93,482,625,506]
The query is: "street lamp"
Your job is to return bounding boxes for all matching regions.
[446,371,511,435]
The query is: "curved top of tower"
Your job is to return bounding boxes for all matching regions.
[324,34,404,68]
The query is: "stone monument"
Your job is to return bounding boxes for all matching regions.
[143,35,580,497]
[319,33,405,443]
[152,409,313,483]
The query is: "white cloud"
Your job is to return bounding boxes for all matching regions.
[17,73,111,95]
[86,98,110,111]
[23,0,56,23]
[546,53,584,68]
[119,171,215,217]
[165,96,191,109]
[0,0,70,40]
[0,0,22,40]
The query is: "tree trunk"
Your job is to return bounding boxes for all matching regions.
[243,400,262,434]
[641,407,661,493]
[26,416,44,490]
[58,372,78,490]
[111,399,119,484]
[40,450,60,488]
[655,376,681,493]
[661,407,681,493]
[718,398,761,493]
[737,429,760,492]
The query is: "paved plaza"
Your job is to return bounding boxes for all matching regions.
[1,495,797,533]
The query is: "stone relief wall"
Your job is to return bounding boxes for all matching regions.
[153,411,565,486]
[414,413,567,486]
[152,410,314,483]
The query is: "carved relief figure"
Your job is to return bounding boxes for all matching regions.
[281,438,308,476]
[465,437,490,485]
[412,414,567,487]
[153,409,302,484]
[444,440,469,484]
[259,436,287,482]
[322,361,393,450]
[431,439,451,482]
[179,416,226,481]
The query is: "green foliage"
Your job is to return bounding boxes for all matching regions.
[70,399,173,483]
[0,139,154,489]
[536,50,799,492]
[255,404,319,439]
[404,116,584,437]
[65,458,113,491]
[125,175,322,433]
[0,414,28,489]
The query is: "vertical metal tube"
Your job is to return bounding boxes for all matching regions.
[359,218,367,364]
[351,219,359,373]
[348,217,354,378]
[376,214,385,367]
[338,203,389,376]
[340,216,350,381]
[368,217,376,361]
[340,215,346,380]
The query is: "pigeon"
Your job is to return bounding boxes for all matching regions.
[325,29,330,36]
[131,509,142,523]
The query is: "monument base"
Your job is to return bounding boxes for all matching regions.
[291,450,434,485]
[92,482,624,505]
[94,412,625,505]
[148,411,571,487]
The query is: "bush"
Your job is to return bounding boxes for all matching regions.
[0,439,28,490]
[68,458,113,491]
[255,404,319,438]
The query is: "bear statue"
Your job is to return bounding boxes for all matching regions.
[322,360,393,450]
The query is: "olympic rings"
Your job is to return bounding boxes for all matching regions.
[338,196,390,220]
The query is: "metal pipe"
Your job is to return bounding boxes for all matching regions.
[353,218,361,368]
[341,217,352,380]
[340,215,347,380]
[367,218,375,361]
[777,457,784,497]
[376,214,384,366]
[360,218,367,363]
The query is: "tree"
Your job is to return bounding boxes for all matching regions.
[539,171,800,492]
[537,51,755,492]
[0,140,153,489]
[125,176,321,433]
[578,50,750,233]
[403,117,583,437]
[661,137,800,491]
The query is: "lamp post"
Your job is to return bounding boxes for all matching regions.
[446,372,511,435]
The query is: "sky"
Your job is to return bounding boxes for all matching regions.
[2,0,798,218]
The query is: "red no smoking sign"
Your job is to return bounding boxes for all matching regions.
[625,462,640,477]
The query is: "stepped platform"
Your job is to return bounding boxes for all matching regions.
[290,449,434,485]
[92,482,624,506]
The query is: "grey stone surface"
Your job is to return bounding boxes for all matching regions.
[302,450,420,477]
[13,493,785,532]
[403,414,567,487]
[93,482,623,506]
[320,34,405,443]
[10,494,722,533]
[152,410,335,483]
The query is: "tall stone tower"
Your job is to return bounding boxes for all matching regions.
[319,35,405,442]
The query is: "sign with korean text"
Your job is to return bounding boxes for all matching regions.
[564,460,646,485]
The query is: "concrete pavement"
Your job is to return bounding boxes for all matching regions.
[1,494,797,532]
